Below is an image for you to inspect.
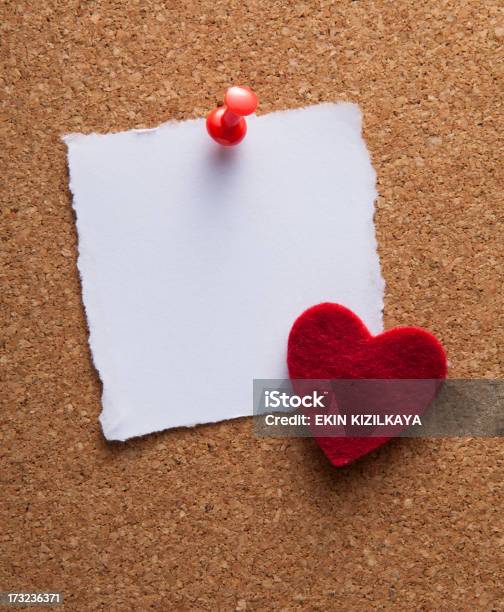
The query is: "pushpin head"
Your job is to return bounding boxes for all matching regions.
[206,86,258,146]
[224,86,258,116]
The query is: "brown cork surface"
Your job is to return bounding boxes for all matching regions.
[1,1,503,610]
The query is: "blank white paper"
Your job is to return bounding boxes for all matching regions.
[64,103,384,441]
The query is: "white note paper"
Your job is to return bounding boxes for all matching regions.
[65,103,384,441]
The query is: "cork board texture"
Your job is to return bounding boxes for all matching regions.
[1,1,503,610]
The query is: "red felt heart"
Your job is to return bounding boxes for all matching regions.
[287,303,447,466]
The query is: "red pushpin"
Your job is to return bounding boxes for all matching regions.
[206,86,258,146]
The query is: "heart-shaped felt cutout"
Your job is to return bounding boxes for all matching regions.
[287,303,447,466]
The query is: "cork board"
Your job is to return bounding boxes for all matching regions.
[1,1,503,610]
